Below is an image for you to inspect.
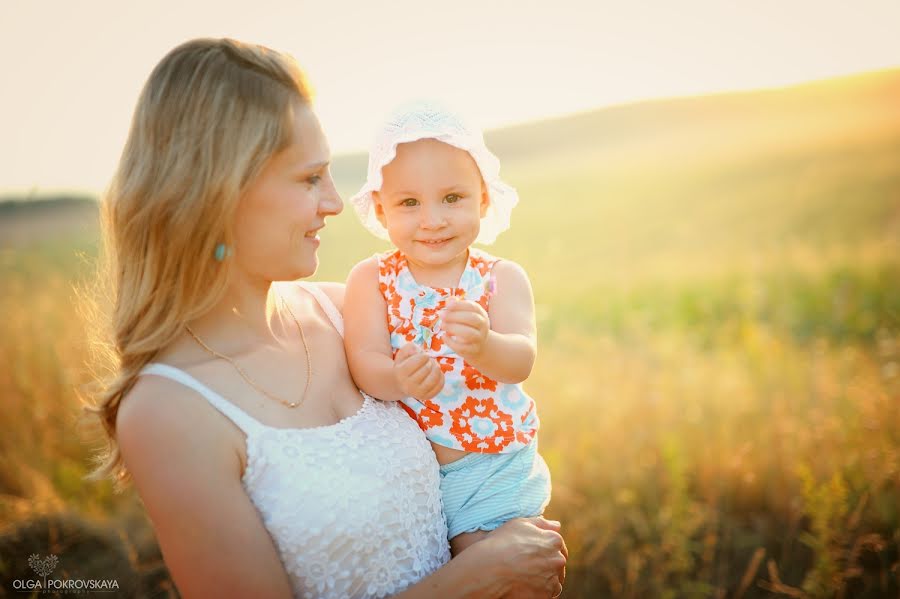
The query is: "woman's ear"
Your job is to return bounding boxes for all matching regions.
[373,191,388,227]
[479,183,490,218]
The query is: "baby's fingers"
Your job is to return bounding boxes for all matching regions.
[409,356,438,384]
[417,364,445,400]
[399,352,431,380]
[396,343,429,370]
[443,299,483,315]
[394,343,421,363]
[443,312,488,337]
[443,320,481,340]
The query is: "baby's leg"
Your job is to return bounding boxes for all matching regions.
[449,530,491,556]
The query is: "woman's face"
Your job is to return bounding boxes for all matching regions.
[234,104,342,282]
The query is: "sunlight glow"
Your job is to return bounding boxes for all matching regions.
[1,0,899,194]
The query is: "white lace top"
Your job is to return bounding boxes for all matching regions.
[140,282,451,598]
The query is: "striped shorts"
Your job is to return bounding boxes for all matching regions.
[438,437,552,539]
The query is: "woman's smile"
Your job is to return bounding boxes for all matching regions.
[303,224,324,245]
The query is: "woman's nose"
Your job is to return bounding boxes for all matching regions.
[319,174,343,216]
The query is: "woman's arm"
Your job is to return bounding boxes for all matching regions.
[117,377,293,599]
[395,517,567,599]
[442,260,537,384]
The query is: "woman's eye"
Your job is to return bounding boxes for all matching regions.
[444,194,461,203]
[401,198,418,207]
[306,175,322,186]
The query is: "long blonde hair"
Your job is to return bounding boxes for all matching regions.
[86,38,312,484]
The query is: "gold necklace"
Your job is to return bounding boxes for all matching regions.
[185,296,312,409]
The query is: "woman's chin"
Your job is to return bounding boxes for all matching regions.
[293,256,319,280]
[263,249,320,282]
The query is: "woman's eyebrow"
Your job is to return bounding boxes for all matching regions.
[301,160,330,171]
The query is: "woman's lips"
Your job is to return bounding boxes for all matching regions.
[303,228,322,246]
[304,226,323,241]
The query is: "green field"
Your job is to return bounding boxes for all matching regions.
[1,69,899,598]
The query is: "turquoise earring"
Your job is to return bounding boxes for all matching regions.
[214,243,232,261]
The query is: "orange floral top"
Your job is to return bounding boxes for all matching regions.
[378,248,539,454]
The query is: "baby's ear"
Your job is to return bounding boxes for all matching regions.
[479,182,490,218]
[373,191,388,227]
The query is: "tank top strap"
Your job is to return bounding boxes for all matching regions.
[296,281,344,338]
[139,363,265,437]
[469,247,501,275]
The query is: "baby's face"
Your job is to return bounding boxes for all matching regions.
[374,139,489,271]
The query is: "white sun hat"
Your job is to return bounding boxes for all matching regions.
[349,100,519,245]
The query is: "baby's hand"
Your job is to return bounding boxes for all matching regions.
[442,300,490,360]
[393,343,445,401]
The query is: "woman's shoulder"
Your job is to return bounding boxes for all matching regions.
[281,280,347,314]
[118,371,190,433]
[117,369,240,480]
[314,281,345,312]
[117,367,223,440]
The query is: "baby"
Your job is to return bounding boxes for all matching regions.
[344,101,551,555]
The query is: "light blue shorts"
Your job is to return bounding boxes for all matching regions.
[439,437,552,540]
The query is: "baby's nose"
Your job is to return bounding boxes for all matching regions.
[421,205,446,227]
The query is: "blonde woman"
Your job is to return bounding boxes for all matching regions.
[88,38,566,598]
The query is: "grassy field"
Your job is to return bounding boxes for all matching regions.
[1,68,899,597]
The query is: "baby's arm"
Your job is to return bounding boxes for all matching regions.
[344,258,445,402]
[442,260,536,384]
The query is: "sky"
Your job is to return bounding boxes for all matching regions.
[2,0,899,195]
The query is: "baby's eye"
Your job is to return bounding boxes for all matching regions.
[306,175,322,186]
[444,194,462,203]
[401,198,419,207]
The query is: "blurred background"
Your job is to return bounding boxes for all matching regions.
[1,1,899,597]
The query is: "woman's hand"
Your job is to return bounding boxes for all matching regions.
[479,517,568,598]
[393,516,566,599]
[393,343,445,401]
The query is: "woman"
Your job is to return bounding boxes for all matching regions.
[88,38,566,598]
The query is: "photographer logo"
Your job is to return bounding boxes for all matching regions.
[12,553,119,594]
